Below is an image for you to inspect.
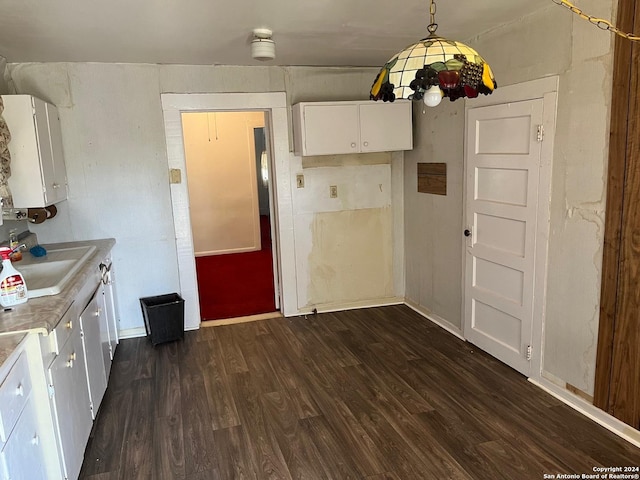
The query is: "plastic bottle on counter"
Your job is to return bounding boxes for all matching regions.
[0,246,28,307]
[9,229,21,262]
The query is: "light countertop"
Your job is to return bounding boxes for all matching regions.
[0,331,27,367]
[0,238,115,335]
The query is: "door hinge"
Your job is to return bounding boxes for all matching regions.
[48,384,55,399]
[526,345,532,361]
[536,125,544,143]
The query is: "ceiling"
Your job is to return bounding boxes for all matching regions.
[0,0,547,67]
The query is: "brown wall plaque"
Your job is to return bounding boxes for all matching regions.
[417,163,447,195]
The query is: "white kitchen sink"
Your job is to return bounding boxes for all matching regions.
[13,246,97,298]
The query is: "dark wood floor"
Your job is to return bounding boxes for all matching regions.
[80,305,640,479]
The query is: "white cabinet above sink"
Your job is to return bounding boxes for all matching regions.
[1,95,68,208]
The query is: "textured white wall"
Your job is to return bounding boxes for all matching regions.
[403,100,465,330]
[7,63,398,332]
[404,2,615,395]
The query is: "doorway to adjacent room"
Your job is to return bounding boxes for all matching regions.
[181,111,278,321]
[161,92,295,330]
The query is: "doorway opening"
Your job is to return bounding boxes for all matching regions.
[181,111,278,321]
[161,92,295,330]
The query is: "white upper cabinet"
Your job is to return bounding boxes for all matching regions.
[293,100,413,156]
[1,95,68,208]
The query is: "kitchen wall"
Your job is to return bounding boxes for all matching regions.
[404,0,615,396]
[182,111,264,256]
[7,63,398,334]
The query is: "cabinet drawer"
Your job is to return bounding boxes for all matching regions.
[51,306,75,355]
[0,396,47,480]
[0,353,31,444]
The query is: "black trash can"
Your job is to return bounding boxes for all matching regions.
[140,293,185,345]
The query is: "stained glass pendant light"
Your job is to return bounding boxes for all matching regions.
[370,0,497,106]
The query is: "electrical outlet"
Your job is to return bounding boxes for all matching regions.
[296,174,304,188]
[330,185,338,198]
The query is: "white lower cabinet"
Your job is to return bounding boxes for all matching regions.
[0,396,48,480]
[99,259,119,378]
[0,245,120,479]
[47,326,92,480]
[79,293,107,420]
[0,334,61,480]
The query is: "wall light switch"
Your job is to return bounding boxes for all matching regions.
[330,185,338,198]
[296,174,304,188]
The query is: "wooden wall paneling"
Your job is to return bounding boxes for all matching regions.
[609,4,640,427]
[417,163,447,195]
[595,0,640,429]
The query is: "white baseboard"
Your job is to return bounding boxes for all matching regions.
[295,297,405,316]
[404,300,465,341]
[117,326,147,339]
[529,377,640,448]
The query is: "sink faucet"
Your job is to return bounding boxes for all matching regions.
[11,244,26,253]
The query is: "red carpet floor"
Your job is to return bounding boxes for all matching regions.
[195,216,276,320]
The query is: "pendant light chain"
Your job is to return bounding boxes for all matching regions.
[427,0,438,35]
[552,0,640,42]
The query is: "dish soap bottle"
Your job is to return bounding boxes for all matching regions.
[0,247,28,307]
[9,229,21,262]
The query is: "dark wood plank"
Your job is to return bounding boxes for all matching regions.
[81,305,640,480]
[258,330,321,419]
[418,162,447,195]
[118,378,153,480]
[261,390,330,479]
[179,368,216,476]
[197,339,241,430]
[608,0,640,427]
[595,0,639,414]
[153,414,185,480]
[153,341,181,418]
[229,372,293,479]
[210,425,258,480]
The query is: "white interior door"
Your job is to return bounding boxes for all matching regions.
[464,99,543,376]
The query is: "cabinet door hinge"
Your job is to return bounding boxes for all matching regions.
[526,345,532,361]
[48,384,55,399]
[536,125,544,143]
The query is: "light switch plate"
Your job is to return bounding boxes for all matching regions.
[296,174,304,188]
[330,185,338,198]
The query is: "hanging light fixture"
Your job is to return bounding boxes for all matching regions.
[370,0,497,106]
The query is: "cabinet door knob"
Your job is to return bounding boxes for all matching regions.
[52,183,60,189]
[363,141,369,147]
[66,320,73,330]
[31,434,40,446]
[350,142,356,148]
[15,383,24,397]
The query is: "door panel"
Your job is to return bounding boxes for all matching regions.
[48,328,92,480]
[80,294,107,419]
[464,99,543,376]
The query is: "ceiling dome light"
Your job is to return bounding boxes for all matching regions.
[370,0,497,106]
[251,28,276,61]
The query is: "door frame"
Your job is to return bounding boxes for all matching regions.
[161,93,296,330]
[463,76,559,379]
